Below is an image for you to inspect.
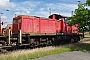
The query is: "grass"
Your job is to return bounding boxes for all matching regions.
[70,43,90,52]
[0,46,71,60]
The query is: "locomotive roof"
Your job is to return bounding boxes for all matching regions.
[15,14,68,18]
[50,14,68,18]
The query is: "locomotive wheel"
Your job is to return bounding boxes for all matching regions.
[46,39,49,46]
[52,38,55,46]
[50,40,52,45]
[74,37,79,43]
[2,41,6,46]
[30,39,35,48]
[35,41,38,47]
[70,38,75,43]
[46,38,49,46]
[36,41,40,48]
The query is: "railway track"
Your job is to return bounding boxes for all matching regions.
[0,43,54,53]
[0,44,34,53]
[0,42,67,53]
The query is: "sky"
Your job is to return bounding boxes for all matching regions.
[0,0,86,27]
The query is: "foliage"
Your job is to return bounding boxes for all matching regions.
[67,2,90,32]
[86,0,90,6]
[83,0,90,32]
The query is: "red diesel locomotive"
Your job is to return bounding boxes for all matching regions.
[11,14,82,46]
[0,14,83,47]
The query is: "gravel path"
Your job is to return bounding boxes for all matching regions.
[35,51,90,60]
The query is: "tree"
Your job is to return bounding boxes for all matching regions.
[67,2,90,37]
[86,0,90,6]
[86,0,90,33]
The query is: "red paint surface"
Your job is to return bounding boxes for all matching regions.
[66,25,71,34]
[56,20,61,33]
[39,18,56,33]
[71,25,78,33]
[5,24,12,30]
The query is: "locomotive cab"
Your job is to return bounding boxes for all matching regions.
[49,14,68,33]
[49,14,67,20]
